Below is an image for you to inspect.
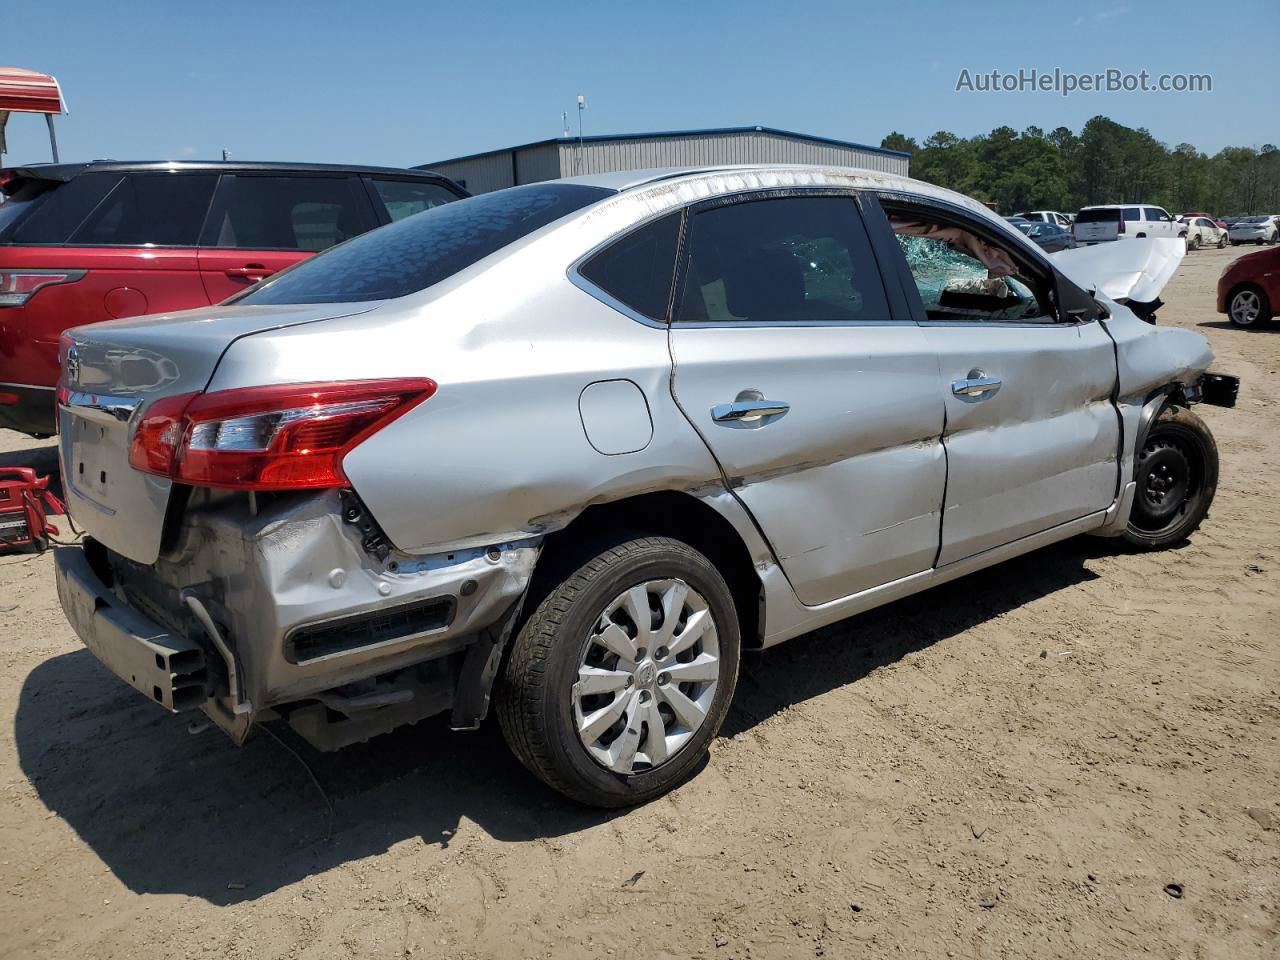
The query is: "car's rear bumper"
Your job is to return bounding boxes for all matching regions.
[54,547,212,712]
[55,490,540,718]
[0,382,57,436]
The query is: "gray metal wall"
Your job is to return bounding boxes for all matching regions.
[425,142,562,194]
[557,131,908,179]
[426,131,908,193]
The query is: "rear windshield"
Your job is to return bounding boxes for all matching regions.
[0,178,57,239]
[1075,208,1121,223]
[236,182,615,305]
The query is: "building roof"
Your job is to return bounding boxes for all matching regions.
[415,125,911,169]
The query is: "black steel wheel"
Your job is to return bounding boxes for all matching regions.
[1123,405,1218,550]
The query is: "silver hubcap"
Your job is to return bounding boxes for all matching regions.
[573,579,720,775]
[1232,291,1260,325]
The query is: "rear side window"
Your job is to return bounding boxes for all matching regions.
[579,212,681,321]
[369,178,461,222]
[70,173,217,246]
[1075,208,1119,223]
[6,173,122,244]
[1123,208,1141,222]
[202,175,374,252]
[0,178,58,239]
[676,195,889,324]
[236,182,614,305]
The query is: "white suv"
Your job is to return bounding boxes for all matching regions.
[1073,204,1184,245]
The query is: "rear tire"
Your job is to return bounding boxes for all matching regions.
[1188,234,1200,250]
[1122,405,1218,551]
[497,536,740,807]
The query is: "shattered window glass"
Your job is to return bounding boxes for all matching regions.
[894,232,1047,323]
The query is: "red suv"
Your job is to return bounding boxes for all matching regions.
[0,161,467,435]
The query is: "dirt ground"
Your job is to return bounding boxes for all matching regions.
[1,243,1277,960]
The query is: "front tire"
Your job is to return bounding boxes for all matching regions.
[497,536,741,807]
[1122,405,1218,550]
[1228,284,1272,327]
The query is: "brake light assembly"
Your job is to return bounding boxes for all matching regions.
[128,379,436,490]
[0,269,86,307]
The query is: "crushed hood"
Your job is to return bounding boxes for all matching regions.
[1050,238,1185,304]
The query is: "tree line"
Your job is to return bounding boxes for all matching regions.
[881,116,1280,216]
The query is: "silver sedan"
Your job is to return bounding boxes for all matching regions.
[53,165,1235,806]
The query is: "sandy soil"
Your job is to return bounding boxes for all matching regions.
[1,243,1276,960]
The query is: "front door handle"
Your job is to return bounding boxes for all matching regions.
[951,371,1002,399]
[711,398,791,422]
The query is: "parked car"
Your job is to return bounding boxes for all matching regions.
[1228,215,1279,246]
[1181,215,1228,250]
[1073,204,1185,245]
[1218,244,1279,327]
[1178,211,1228,231]
[1014,220,1077,252]
[1017,210,1073,229]
[53,165,1236,807]
[0,161,467,436]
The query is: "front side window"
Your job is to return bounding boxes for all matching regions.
[1144,207,1168,222]
[675,195,889,324]
[578,212,681,321]
[69,173,217,246]
[236,182,614,306]
[203,175,373,252]
[887,207,1053,324]
[369,178,461,222]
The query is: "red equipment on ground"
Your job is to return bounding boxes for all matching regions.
[0,467,64,552]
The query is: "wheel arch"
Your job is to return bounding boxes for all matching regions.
[530,490,767,651]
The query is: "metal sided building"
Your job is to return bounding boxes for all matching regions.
[417,126,910,194]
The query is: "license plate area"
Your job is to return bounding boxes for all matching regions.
[65,413,126,514]
[58,401,174,564]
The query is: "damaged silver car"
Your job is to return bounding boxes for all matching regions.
[53,165,1239,807]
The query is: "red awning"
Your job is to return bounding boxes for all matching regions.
[0,67,67,114]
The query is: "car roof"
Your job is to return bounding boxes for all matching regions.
[0,159,463,184]
[560,163,941,201]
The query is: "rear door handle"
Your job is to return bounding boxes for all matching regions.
[951,371,1002,399]
[711,399,791,422]
[224,264,275,280]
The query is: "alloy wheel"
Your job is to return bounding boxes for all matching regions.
[573,579,720,775]
[1230,289,1261,326]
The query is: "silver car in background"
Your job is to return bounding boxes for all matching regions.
[53,165,1237,806]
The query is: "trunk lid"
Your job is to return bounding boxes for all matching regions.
[58,302,378,563]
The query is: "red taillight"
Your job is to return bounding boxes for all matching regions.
[0,269,85,307]
[128,379,436,490]
[1117,218,1125,234]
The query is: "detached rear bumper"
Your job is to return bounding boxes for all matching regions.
[54,547,211,712]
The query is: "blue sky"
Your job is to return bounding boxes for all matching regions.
[3,0,1276,168]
